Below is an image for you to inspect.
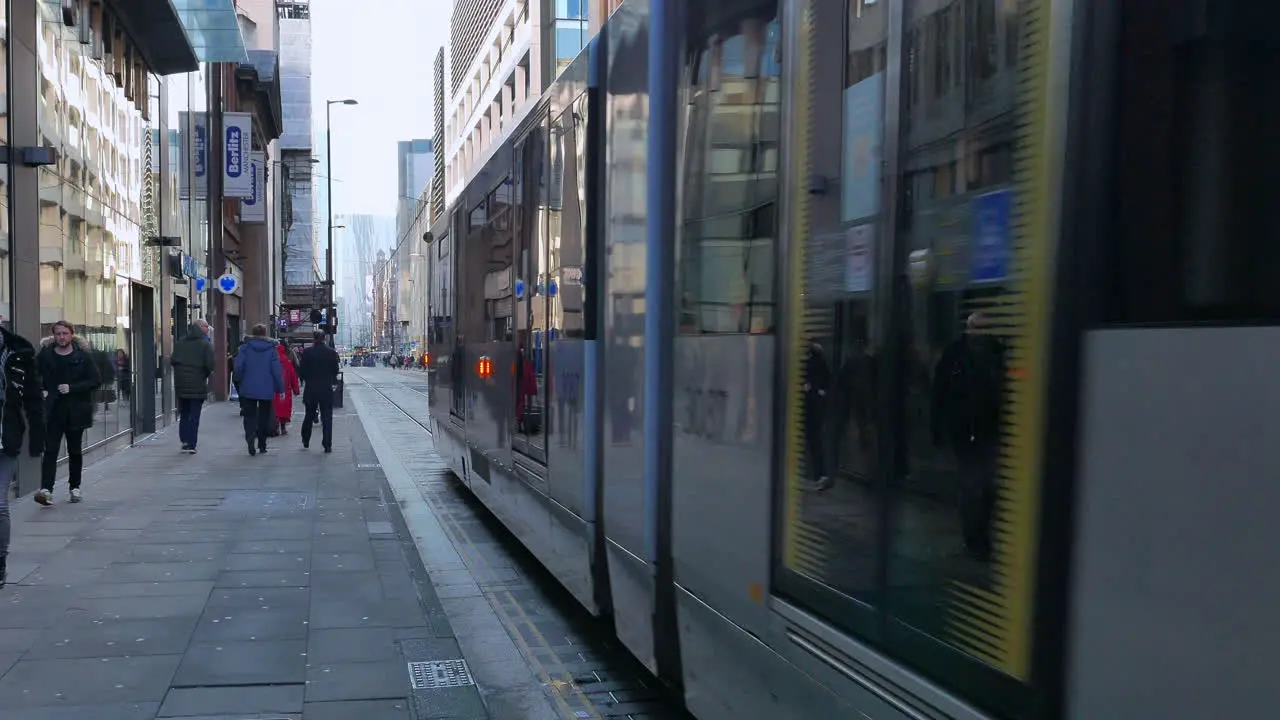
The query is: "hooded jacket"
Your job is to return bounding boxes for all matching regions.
[171,323,215,399]
[0,326,45,457]
[233,336,284,401]
[37,335,102,431]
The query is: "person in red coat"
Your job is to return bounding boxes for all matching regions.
[273,343,301,436]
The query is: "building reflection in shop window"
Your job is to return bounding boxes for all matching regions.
[36,4,147,447]
[0,0,11,329]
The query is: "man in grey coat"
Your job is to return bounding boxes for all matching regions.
[171,320,214,453]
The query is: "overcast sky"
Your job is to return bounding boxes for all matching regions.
[311,0,453,217]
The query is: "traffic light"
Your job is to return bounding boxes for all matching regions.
[309,308,322,324]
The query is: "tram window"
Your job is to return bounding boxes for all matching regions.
[778,0,1051,712]
[515,124,549,454]
[1105,0,1280,323]
[676,12,782,336]
[777,0,887,607]
[485,182,514,343]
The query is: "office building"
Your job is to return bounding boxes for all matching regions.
[277,0,318,298]
[4,0,281,491]
[396,138,434,245]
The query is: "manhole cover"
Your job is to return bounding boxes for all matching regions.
[408,659,474,690]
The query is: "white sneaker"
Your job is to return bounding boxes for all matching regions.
[69,488,83,503]
[34,489,52,506]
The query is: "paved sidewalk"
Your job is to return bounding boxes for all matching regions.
[0,399,488,720]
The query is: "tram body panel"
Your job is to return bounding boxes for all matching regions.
[670,335,776,634]
[599,0,660,674]
[1068,328,1280,720]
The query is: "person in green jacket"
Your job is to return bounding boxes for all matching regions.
[171,320,214,453]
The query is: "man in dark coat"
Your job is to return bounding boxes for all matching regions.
[171,320,215,453]
[297,331,340,453]
[0,322,45,587]
[35,320,101,506]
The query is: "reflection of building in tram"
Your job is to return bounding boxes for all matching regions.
[679,13,782,335]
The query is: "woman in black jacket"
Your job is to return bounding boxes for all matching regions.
[0,324,46,587]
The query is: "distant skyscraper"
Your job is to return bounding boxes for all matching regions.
[396,139,434,245]
[278,0,317,288]
[336,214,395,346]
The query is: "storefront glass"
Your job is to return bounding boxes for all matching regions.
[35,5,148,446]
[0,0,11,327]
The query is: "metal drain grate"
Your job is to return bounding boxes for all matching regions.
[408,659,474,690]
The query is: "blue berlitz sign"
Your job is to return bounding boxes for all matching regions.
[217,274,238,295]
[195,277,207,293]
[225,125,243,178]
[970,189,1012,283]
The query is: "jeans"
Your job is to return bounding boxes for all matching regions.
[0,455,16,559]
[240,398,273,449]
[178,398,204,448]
[42,415,85,492]
[301,390,334,449]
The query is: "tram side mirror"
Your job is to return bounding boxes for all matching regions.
[422,231,434,243]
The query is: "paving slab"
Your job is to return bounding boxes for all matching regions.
[0,398,490,719]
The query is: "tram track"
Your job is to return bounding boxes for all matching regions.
[349,369,689,720]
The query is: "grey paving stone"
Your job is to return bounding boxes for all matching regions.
[230,538,313,554]
[0,628,42,655]
[303,698,413,720]
[0,654,182,707]
[2,701,161,720]
[128,542,226,562]
[173,639,308,685]
[304,659,410,703]
[216,569,311,588]
[80,580,216,599]
[412,681,491,717]
[25,616,199,659]
[312,552,377,572]
[101,560,222,583]
[222,552,312,571]
[205,586,311,610]
[309,597,426,630]
[307,627,404,665]
[71,593,211,620]
[157,684,305,717]
[192,606,309,642]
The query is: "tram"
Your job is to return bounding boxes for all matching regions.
[426,0,1277,717]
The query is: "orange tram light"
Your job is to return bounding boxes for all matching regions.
[477,356,494,379]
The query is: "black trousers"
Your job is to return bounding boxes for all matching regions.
[301,390,334,449]
[41,411,85,491]
[240,398,273,449]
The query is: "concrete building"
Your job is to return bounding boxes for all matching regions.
[396,138,433,245]
[337,213,395,348]
[277,0,318,300]
[442,0,593,205]
[1,0,283,491]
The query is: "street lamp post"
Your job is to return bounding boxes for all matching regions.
[326,98,358,346]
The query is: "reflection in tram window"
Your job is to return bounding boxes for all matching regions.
[514,124,549,458]
[678,16,782,335]
[779,0,1052,710]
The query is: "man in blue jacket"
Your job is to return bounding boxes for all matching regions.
[233,323,283,456]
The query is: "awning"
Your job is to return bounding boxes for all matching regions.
[105,0,199,75]
[174,0,249,64]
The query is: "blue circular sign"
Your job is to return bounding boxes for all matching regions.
[515,279,525,298]
[217,274,238,294]
[194,277,207,293]
[547,280,558,297]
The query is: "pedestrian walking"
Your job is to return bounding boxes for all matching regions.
[233,324,283,456]
[272,342,300,436]
[114,349,132,401]
[0,321,46,587]
[298,331,340,453]
[171,320,215,453]
[35,320,101,506]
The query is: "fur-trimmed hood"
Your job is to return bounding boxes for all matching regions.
[40,335,92,351]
